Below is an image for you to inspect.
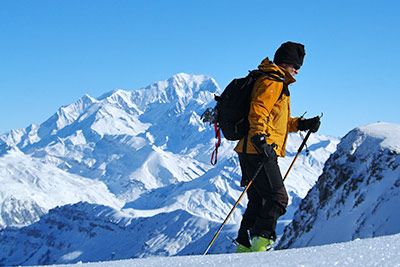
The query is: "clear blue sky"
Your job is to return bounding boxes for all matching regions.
[1,0,399,137]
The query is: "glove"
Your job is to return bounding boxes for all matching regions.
[298,116,321,133]
[251,134,277,160]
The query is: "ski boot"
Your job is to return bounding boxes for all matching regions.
[236,243,252,253]
[234,228,252,253]
[250,236,274,252]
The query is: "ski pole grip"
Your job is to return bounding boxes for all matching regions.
[297,113,322,153]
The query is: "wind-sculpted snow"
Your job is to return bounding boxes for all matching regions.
[0,73,339,265]
[277,122,400,249]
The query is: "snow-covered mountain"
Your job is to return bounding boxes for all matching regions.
[0,73,220,230]
[0,73,218,201]
[0,73,338,265]
[277,122,400,249]
[0,202,222,266]
[0,147,123,229]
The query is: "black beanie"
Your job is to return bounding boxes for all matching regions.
[273,41,305,68]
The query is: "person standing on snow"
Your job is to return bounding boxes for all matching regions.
[234,41,320,252]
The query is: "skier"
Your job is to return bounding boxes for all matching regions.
[234,41,320,252]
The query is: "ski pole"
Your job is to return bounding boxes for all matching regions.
[203,162,264,255]
[283,129,312,181]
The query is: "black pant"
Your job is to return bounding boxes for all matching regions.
[236,153,288,246]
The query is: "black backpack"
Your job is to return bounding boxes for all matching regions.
[216,70,284,140]
[201,69,284,164]
[215,70,261,140]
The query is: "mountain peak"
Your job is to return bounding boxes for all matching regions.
[171,73,220,95]
[356,122,400,152]
[98,89,131,101]
[169,72,214,85]
[129,73,219,113]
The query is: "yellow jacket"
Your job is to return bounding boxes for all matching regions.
[234,58,299,157]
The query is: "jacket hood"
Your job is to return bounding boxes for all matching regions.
[258,57,296,85]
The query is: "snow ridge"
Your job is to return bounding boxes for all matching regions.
[277,122,400,249]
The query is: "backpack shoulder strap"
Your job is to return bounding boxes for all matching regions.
[251,69,289,101]
[280,84,290,98]
[248,69,285,83]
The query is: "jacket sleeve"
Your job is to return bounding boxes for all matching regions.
[288,117,300,132]
[248,78,282,138]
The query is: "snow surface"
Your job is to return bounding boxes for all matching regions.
[47,233,400,267]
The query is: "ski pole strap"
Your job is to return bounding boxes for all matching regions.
[211,123,221,165]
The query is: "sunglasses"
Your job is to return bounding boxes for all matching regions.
[293,64,301,70]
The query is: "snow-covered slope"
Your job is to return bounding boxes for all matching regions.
[0,134,337,265]
[0,73,338,265]
[277,122,400,249]
[12,232,400,267]
[0,202,222,266]
[122,132,338,235]
[0,147,123,229]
